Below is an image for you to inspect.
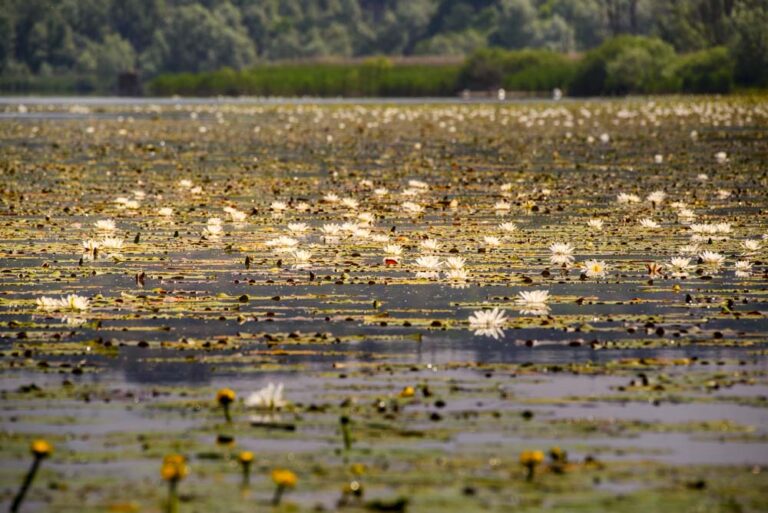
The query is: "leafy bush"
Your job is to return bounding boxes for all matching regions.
[570,36,679,96]
[460,48,576,91]
[149,63,461,97]
[673,47,734,93]
[502,51,577,91]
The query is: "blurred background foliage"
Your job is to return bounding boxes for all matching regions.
[0,0,765,95]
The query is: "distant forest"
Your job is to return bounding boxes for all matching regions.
[1,0,766,94]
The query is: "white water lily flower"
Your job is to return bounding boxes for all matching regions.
[100,237,124,251]
[178,179,193,189]
[445,269,469,281]
[373,188,388,197]
[341,198,359,210]
[549,242,574,256]
[287,223,310,235]
[408,179,429,190]
[402,202,424,215]
[734,260,752,278]
[320,224,342,237]
[228,209,247,223]
[82,239,100,252]
[352,227,370,239]
[370,233,390,243]
[204,224,223,237]
[715,223,732,234]
[36,296,62,310]
[468,308,507,340]
[639,218,660,229]
[95,219,116,232]
[36,294,90,312]
[444,256,466,270]
[617,193,641,204]
[646,191,666,204]
[323,193,339,203]
[245,383,287,410]
[583,259,607,279]
[292,249,312,266]
[494,200,511,212]
[741,239,761,254]
[384,244,403,256]
[415,256,442,270]
[715,151,728,164]
[420,239,439,252]
[516,290,550,306]
[158,207,173,217]
[483,236,501,248]
[270,201,288,212]
[499,222,518,233]
[668,257,694,278]
[266,236,299,252]
[550,242,575,266]
[699,251,725,267]
[679,244,700,255]
[587,219,604,230]
[357,212,375,225]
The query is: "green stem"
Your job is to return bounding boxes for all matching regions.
[223,404,231,423]
[10,456,41,513]
[525,464,535,482]
[166,479,179,513]
[272,484,284,506]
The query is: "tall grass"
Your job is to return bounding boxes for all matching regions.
[150,62,461,97]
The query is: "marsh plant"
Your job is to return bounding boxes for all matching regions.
[161,454,188,513]
[271,469,298,506]
[216,388,236,423]
[10,439,52,513]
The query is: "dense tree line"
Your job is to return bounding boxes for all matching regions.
[0,0,766,90]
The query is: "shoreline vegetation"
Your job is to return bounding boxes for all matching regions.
[0,37,761,98]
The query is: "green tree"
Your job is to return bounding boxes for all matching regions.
[111,0,165,53]
[76,33,136,81]
[145,3,256,73]
[489,0,536,49]
[730,0,768,86]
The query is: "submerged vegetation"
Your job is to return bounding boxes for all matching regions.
[1,96,768,511]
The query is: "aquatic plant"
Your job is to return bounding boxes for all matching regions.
[271,469,297,506]
[10,439,52,513]
[520,450,545,481]
[216,388,236,423]
[244,383,286,411]
[161,454,188,513]
[238,451,254,487]
[340,415,352,451]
